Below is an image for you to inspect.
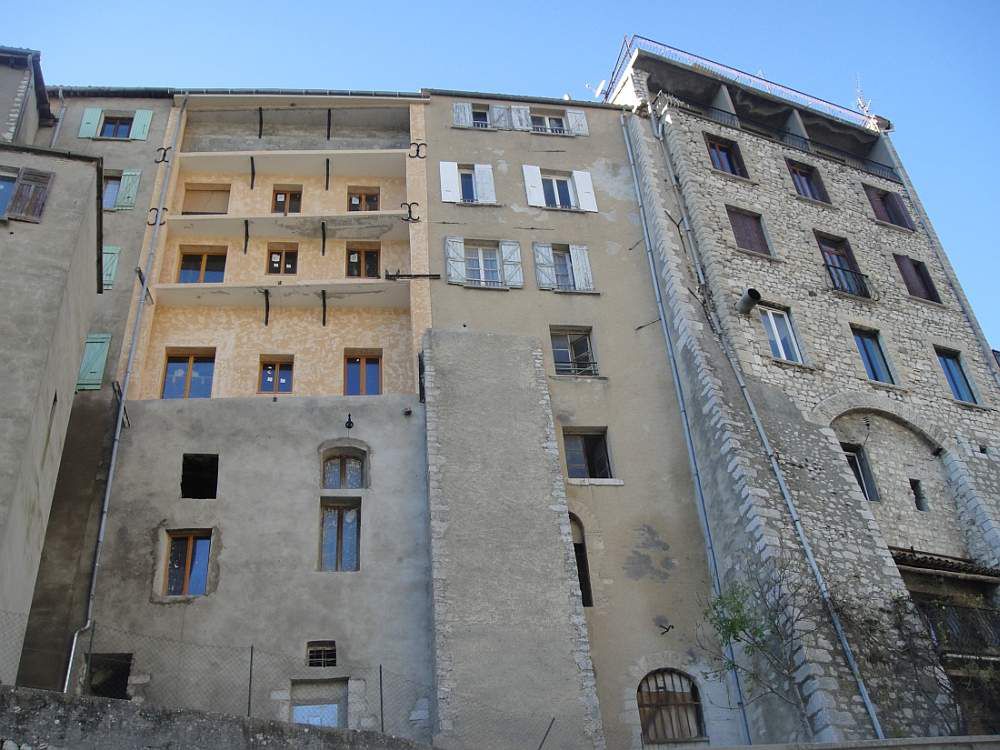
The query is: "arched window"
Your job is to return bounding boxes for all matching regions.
[637,669,704,744]
[323,452,364,490]
[569,514,593,607]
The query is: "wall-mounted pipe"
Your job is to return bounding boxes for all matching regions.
[735,288,761,315]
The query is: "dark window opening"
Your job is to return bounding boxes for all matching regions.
[705,135,747,177]
[910,479,929,512]
[864,184,914,229]
[937,348,977,403]
[471,109,489,128]
[852,328,894,384]
[347,245,380,278]
[348,188,379,212]
[570,515,593,607]
[787,160,829,203]
[893,254,940,302]
[726,206,769,255]
[267,244,298,275]
[88,653,133,699]
[841,443,880,502]
[306,641,337,667]
[272,187,303,215]
[181,454,218,499]
[179,250,226,283]
[551,329,598,376]
[564,431,612,479]
[637,669,704,743]
[819,234,870,298]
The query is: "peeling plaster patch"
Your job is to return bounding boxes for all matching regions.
[508,203,539,215]
[590,159,636,202]
[605,241,624,258]
[495,159,510,175]
[624,525,675,581]
[636,524,669,551]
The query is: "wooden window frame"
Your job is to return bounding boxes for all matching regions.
[161,350,215,399]
[163,530,212,596]
[272,186,303,215]
[347,187,380,212]
[0,166,53,222]
[864,184,914,229]
[319,502,361,572]
[99,115,134,139]
[343,352,382,396]
[346,244,380,279]
[178,247,227,283]
[786,159,829,203]
[102,173,122,210]
[463,244,502,287]
[637,669,705,743]
[563,430,613,479]
[704,134,747,177]
[267,242,298,275]
[322,453,366,490]
[258,356,294,394]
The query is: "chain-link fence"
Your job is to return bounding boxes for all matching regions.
[3,611,561,749]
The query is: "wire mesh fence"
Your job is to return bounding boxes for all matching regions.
[2,611,561,749]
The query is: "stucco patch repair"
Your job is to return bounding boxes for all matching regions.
[623,524,675,582]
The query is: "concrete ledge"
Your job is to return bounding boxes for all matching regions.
[710,738,1000,750]
[0,686,431,750]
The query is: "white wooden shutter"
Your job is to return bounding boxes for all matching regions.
[489,104,511,130]
[522,165,545,207]
[445,236,466,284]
[474,164,496,204]
[569,245,593,291]
[102,246,121,289]
[116,169,141,209]
[565,109,589,136]
[511,105,531,131]
[500,241,523,288]
[533,243,555,289]
[452,102,473,127]
[130,110,153,140]
[572,170,598,212]
[439,161,461,203]
[78,108,102,138]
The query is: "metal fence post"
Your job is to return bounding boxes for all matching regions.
[247,644,254,718]
[379,664,385,733]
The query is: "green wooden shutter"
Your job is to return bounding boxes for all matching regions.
[130,110,153,140]
[116,169,141,209]
[102,246,121,289]
[77,334,112,390]
[78,108,102,138]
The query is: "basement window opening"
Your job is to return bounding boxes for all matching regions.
[181,453,219,499]
[88,653,133,699]
[306,641,337,667]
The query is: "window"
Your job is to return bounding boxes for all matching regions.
[165,531,211,596]
[0,167,52,222]
[181,184,230,215]
[179,248,226,283]
[464,244,502,287]
[291,680,347,728]
[320,502,360,572]
[864,185,914,229]
[267,243,298,275]
[852,329,894,384]
[162,352,215,399]
[894,255,940,303]
[818,235,869,298]
[551,329,598,375]
[726,206,769,255]
[181,454,218,499]
[759,308,802,363]
[440,162,496,205]
[564,431,611,479]
[841,443,880,502]
[323,454,364,490]
[570,515,593,607]
[523,166,597,212]
[344,353,381,396]
[460,167,476,202]
[553,246,575,289]
[77,333,112,390]
[346,244,379,278]
[787,160,829,202]
[259,357,293,394]
[705,135,747,177]
[347,187,379,212]
[937,348,977,403]
[531,113,566,134]
[471,108,490,128]
[102,170,140,211]
[103,175,121,209]
[100,115,133,139]
[542,172,577,209]
[272,186,302,215]
[637,669,704,743]
[910,479,929,512]
[306,641,337,667]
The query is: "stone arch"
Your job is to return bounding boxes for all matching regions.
[318,437,373,490]
[808,391,952,453]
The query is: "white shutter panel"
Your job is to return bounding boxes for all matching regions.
[445,236,466,284]
[500,241,523,288]
[522,165,545,207]
[452,102,473,127]
[569,245,593,291]
[533,243,556,290]
[473,164,496,204]
[439,161,461,203]
[511,105,531,131]
[489,104,511,130]
[572,170,598,212]
[565,109,589,136]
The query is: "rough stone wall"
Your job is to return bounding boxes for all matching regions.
[423,329,603,750]
[0,65,30,143]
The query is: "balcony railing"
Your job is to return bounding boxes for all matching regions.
[471,120,491,129]
[555,360,599,376]
[917,601,1000,657]
[824,263,872,299]
[532,125,568,135]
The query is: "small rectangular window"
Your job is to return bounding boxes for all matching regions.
[272,186,303,215]
[564,430,612,479]
[937,348,977,403]
[759,308,802,363]
[306,641,337,667]
[320,503,360,572]
[726,206,770,255]
[852,329,894,384]
[864,185,914,229]
[178,248,226,283]
[181,454,218,499]
[348,187,379,212]
[551,329,598,375]
[165,531,212,596]
[705,135,747,177]
[100,115,133,139]
[162,351,215,399]
[259,357,294,394]
[541,173,577,209]
[344,353,381,396]
[471,109,490,128]
[346,244,379,278]
[910,479,929,512]
[464,244,502,287]
[786,160,829,203]
[267,243,298,275]
[102,175,121,210]
[459,168,476,203]
[893,254,940,303]
[841,443,880,502]
[531,113,567,134]
[181,184,231,215]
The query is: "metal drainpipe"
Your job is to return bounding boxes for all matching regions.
[64,96,188,692]
[49,88,66,147]
[647,97,885,740]
[620,112,753,744]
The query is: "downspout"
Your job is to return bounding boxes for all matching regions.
[64,96,188,692]
[647,96,885,740]
[49,87,66,148]
[620,112,753,744]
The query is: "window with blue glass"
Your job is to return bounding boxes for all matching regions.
[320,502,360,572]
[0,171,16,217]
[937,349,977,403]
[179,250,226,283]
[162,352,215,399]
[344,353,381,395]
[259,357,293,394]
[165,531,211,596]
[852,329,894,384]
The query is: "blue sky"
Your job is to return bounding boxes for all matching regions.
[7,0,999,343]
